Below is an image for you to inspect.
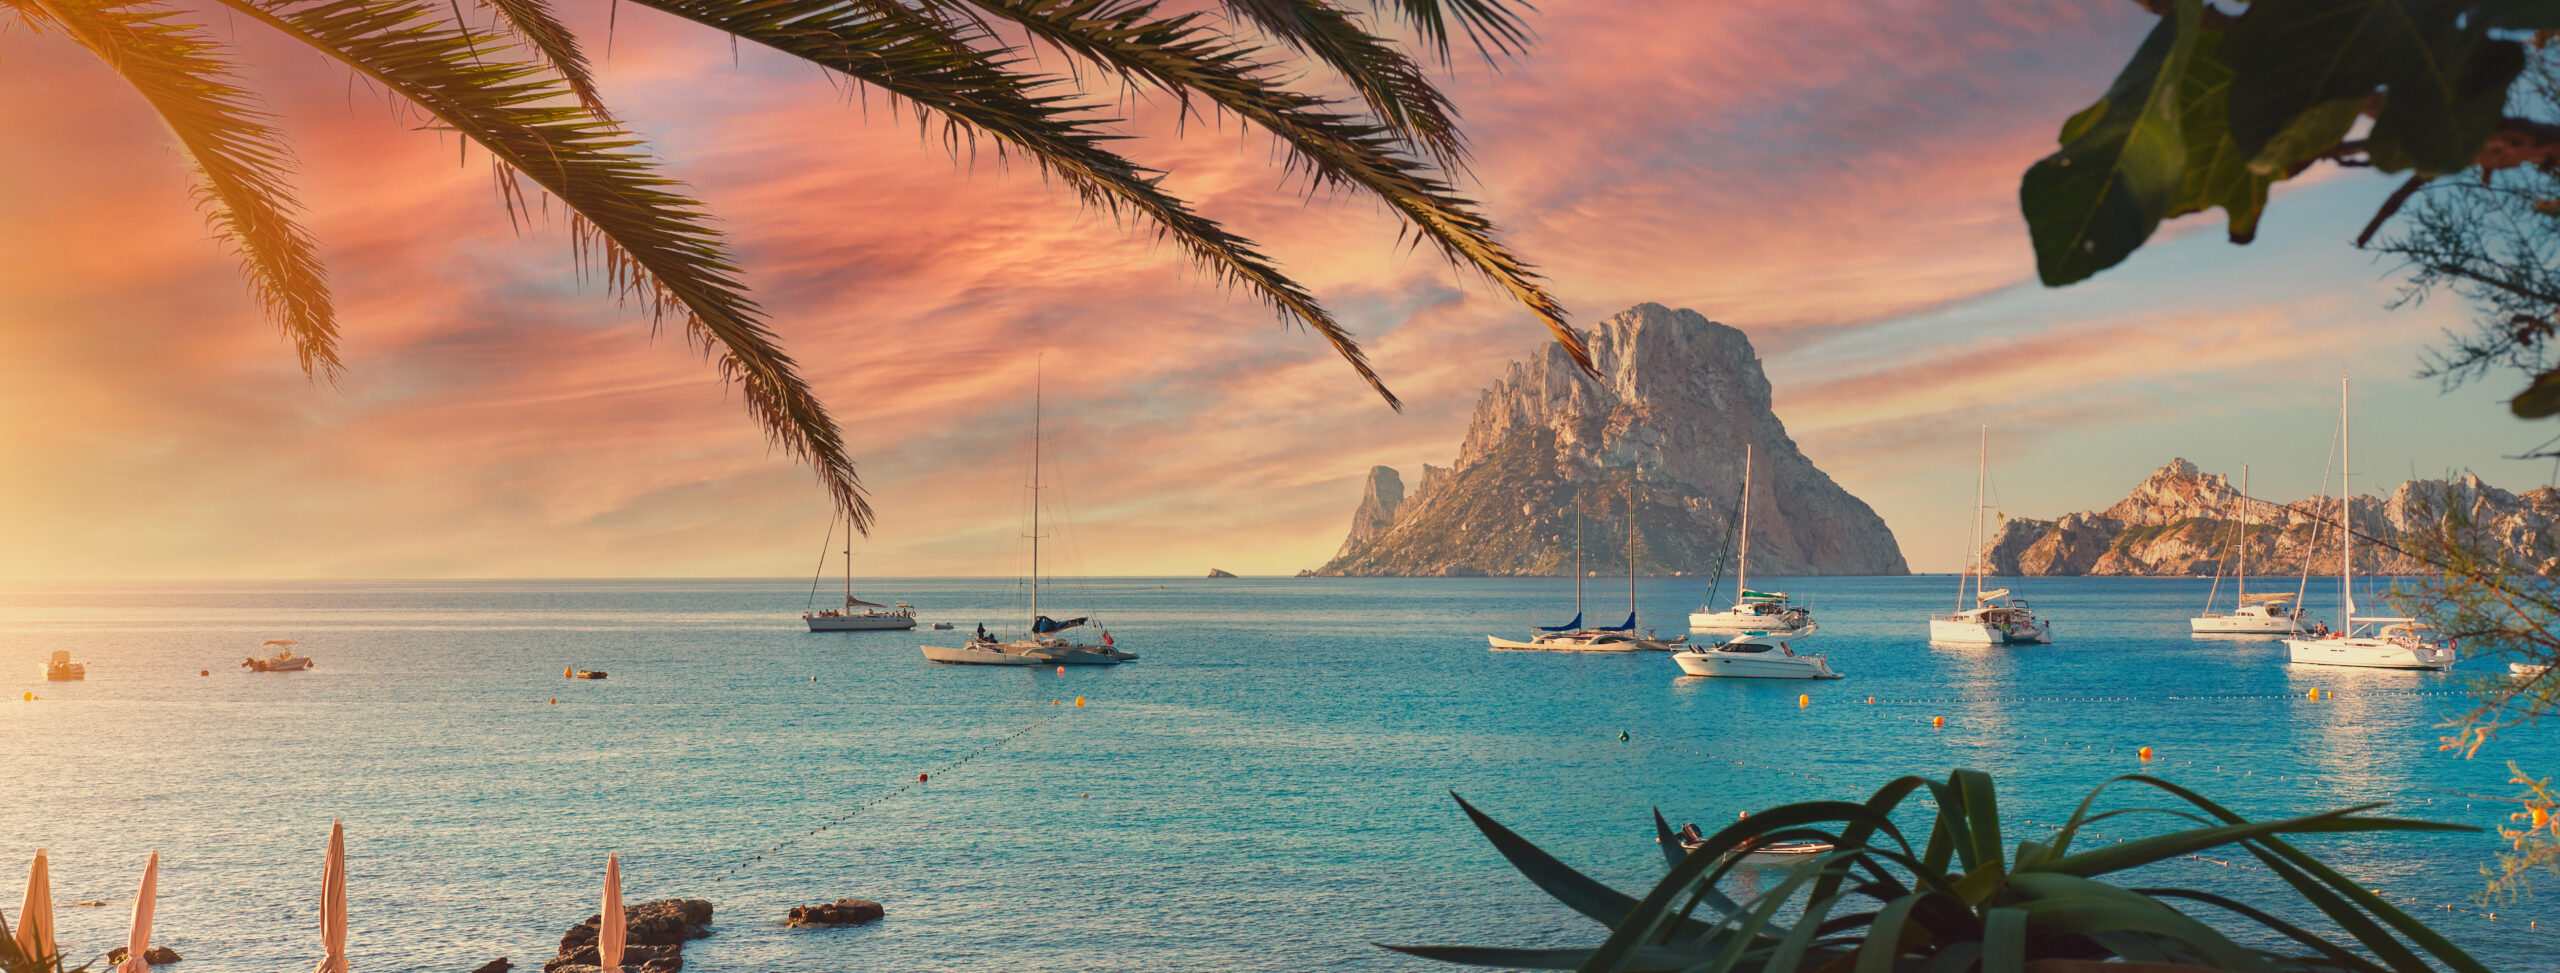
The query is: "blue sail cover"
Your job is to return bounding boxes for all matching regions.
[1597,612,1637,632]
[1031,615,1088,634]
[1536,612,1584,633]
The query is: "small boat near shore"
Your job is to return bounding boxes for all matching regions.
[565,668,607,680]
[40,649,86,681]
[243,640,313,672]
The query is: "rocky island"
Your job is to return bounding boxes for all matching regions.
[1316,303,1907,577]
[1978,458,2559,576]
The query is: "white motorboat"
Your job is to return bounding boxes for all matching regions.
[802,516,918,631]
[1929,429,2053,644]
[922,372,1134,667]
[243,640,314,672]
[2513,662,2551,678]
[2191,465,2309,636]
[1672,625,1839,679]
[2283,378,2454,671]
[40,649,86,681]
[1691,446,1813,633]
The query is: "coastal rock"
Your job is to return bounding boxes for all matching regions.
[469,960,511,973]
[1320,303,1907,577]
[785,899,885,927]
[557,899,712,951]
[1980,459,2560,575]
[542,943,679,973]
[105,946,180,965]
[1293,569,1317,577]
[1205,568,1237,578]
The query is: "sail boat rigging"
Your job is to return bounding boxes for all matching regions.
[1488,483,1660,651]
[802,512,917,631]
[2190,464,2306,635]
[1689,445,1811,632]
[2283,378,2454,669]
[1927,426,2054,644]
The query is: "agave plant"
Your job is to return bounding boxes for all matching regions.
[1392,770,2488,972]
[3,0,1569,528]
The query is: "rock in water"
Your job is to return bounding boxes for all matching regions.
[551,899,711,973]
[1205,568,1238,578]
[105,946,181,965]
[1981,459,2560,576]
[469,960,512,973]
[1320,303,1906,577]
[785,899,885,927]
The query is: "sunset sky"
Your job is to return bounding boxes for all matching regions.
[3,0,2552,579]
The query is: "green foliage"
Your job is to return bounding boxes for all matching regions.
[1389,769,2485,972]
[2025,0,2560,285]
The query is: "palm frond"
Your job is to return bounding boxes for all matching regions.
[24,0,338,378]
[967,0,1585,372]
[212,0,869,525]
[1215,0,1466,166]
[629,0,1416,406]
[474,0,610,117]
[1374,0,1531,62]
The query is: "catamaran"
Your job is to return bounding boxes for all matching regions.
[1928,427,2054,644]
[2282,378,2455,670]
[803,516,917,631]
[921,372,1136,667]
[1489,485,1675,651]
[2190,464,2307,635]
[1690,445,1811,633]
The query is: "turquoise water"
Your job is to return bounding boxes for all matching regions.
[2,576,2556,972]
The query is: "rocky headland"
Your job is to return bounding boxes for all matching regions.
[1316,303,1907,577]
[1978,458,2560,576]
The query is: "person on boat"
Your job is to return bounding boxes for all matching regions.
[2312,621,2330,638]
[974,623,993,643]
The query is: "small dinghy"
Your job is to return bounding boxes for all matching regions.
[40,649,86,681]
[566,668,608,680]
[1666,822,1836,864]
[2514,662,2551,678]
[242,640,314,672]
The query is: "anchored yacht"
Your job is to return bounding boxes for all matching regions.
[2282,378,2454,670]
[1671,625,1839,679]
[1690,446,1812,633]
[1928,428,2053,644]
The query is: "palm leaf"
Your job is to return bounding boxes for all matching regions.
[626,0,1428,406]
[211,0,870,524]
[963,0,1587,374]
[474,0,609,117]
[1216,0,1466,166]
[24,0,337,378]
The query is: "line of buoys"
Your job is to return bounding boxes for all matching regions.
[716,709,1065,882]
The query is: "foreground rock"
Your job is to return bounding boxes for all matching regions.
[1980,458,2560,576]
[785,899,884,927]
[547,898,711,973]
[106,946,180,965]
[1319,303,1907,578]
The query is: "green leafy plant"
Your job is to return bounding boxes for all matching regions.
[1389,769,2486,972]
[2022,0,2560,289]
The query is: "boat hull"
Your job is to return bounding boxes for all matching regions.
[1928,618,2052,644]
[2190,614,2302,635]
[805,613,917,631]
[1671,652,1838,679]
[244,658,313,672]
[921,644,1049,666]
[2283,637,2454,670]
[1487,635,1638,652]
[41,664,84,681]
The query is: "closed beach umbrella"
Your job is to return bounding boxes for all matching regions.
[14,848,54,966]
[116,852,156,973]
[597,854,623,973]
[313,821,346,973]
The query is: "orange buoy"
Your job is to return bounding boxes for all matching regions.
[918,773,928,782]
[1075,696,1087,707]
[2533,806,2551,829]
[200,670,210,676]
[1798,694,1810,707]
[2139,746,2154,762]
[1866,696,1875,704]
[550,697,557,704]
[20,692,33,702]
[1932,715,1945,727]
[1056,666,1065,674]
[564,667,574,678]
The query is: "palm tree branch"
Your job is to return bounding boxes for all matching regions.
[210,0,870,525]
[22,0,339,378]
[968,0,1583,370]
[1213,0,1465,167]
[628,0,1410,406]
[473,0,611,118]
[1376,0,1530,62]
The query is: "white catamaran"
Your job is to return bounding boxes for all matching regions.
[2189,464,2306,636]
[2282,378,2455,670]
[803,516,917,632]
[1689,445,1811,633]
[1489,485,1675,651]
[922,373,1136,667]
[1928,427,2054,645]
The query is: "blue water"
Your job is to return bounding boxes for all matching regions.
[2,576,2556,972]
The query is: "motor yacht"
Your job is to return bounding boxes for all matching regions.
[243,640,314,672]
[40,649,85,681]
[1671,625,1839,679]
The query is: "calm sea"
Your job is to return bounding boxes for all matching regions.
[2,576,2556,972]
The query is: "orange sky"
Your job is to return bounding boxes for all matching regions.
[1,0,2548,578]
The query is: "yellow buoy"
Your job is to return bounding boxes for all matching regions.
[1798,694,1810,707]
[2139,746,2154,761]
[1075,696,1087,707]
[1932,715,1945,727]
[20,692,32,702]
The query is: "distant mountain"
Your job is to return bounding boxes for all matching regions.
[1315,303,1908,577]
[1980,458,2560,576]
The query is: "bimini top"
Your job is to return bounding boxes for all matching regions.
[1975,588,2011,603]
[262,639,298,647]
[1739,590,1788,602]
[2241,592,2299,604]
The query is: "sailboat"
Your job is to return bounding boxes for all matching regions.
[1488,487,1658,651]
[921,372,1137,667]
[1689,445,1811,632]
[2283,378,2455,670]
[2190,464,2306,635]
[803,516,917,631]
[1927,427,2054,644]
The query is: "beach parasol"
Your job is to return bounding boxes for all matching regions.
[597,854,623,973]
[115,852,156,973]
[14,848,53,967]
[314,821,346,973]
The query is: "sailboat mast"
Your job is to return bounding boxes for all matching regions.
[842,517,854,608]
[1574,501,1584,618]
[1962,426,1987,611]
[2340,376,2353,628]
[1031,368,1044,625]
[1738,445,1752,603]
[2235,465,2248,604]
[1626,480,1636,625]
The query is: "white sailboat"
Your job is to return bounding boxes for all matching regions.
[922,373,1136,667]
[2190,465,2307,635]
[1689,445,1811,633]
[803,517,917,631]
[1488,486,1664,652]
[2283,378,2455,670]
[1928,427,2054,644]
[1671,624,1839,679]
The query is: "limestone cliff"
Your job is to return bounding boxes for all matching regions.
[1317,303,1908,577]
[1980,458,2560,576]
